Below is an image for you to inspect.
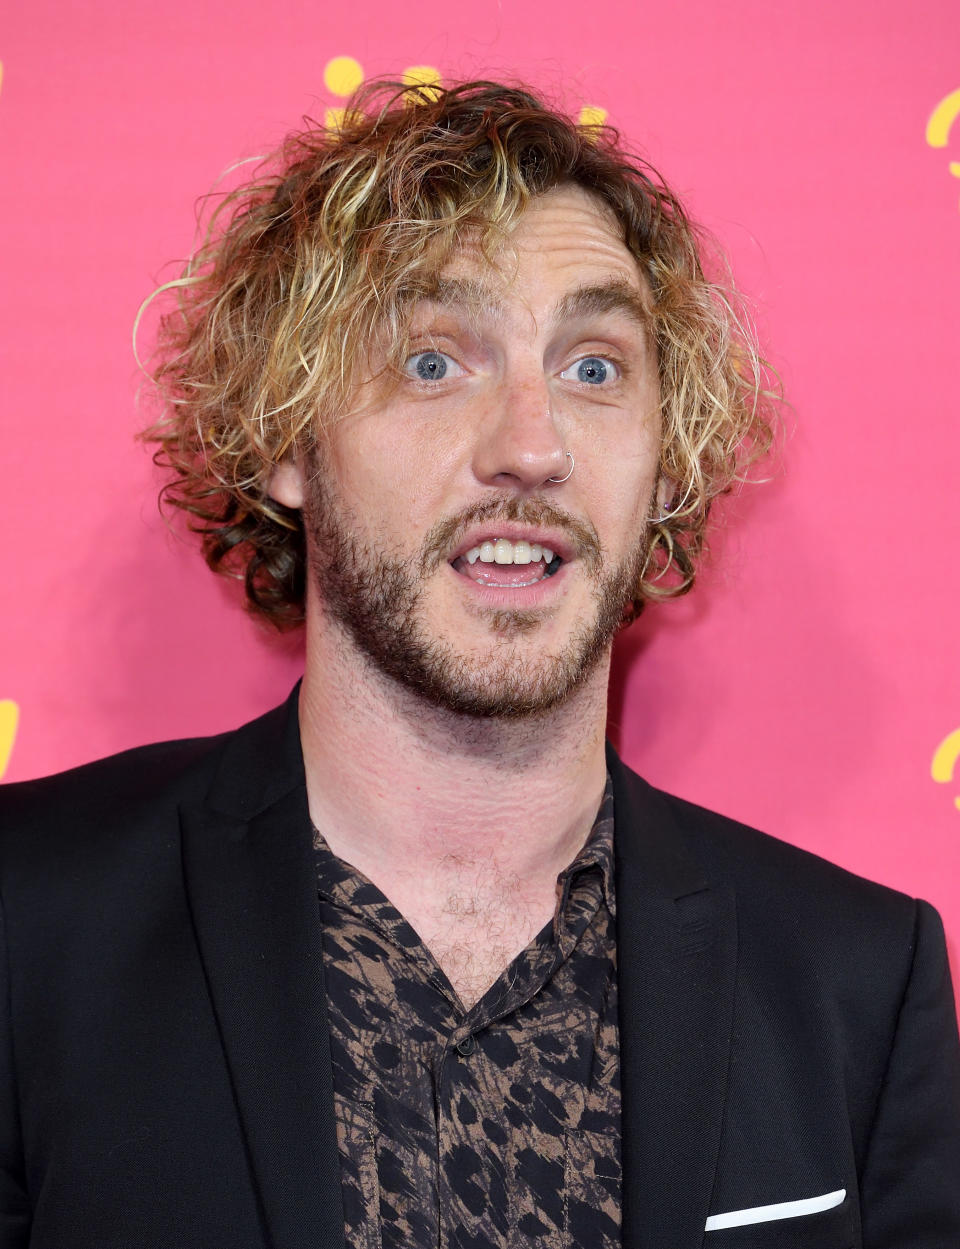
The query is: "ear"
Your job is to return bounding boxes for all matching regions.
[655,475,674,513]
[268,461,306,509]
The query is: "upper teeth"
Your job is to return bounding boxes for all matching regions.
[464,539,556,566]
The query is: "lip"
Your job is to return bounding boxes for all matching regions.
[445,556,570,607]
[447,523,576,564]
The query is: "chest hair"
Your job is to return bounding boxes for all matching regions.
[398,861,557,1010]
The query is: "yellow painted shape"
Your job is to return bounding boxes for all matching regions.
[324,56,364,98]
[926,88,960,148]
[403,65,442,103]
[949,161,960,178]
[932,727,960,810]
[932,727,960,781]
[325,106,347,131]
[0,700,19,780]
[578,105,607,129]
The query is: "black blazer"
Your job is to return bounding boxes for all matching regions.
[1,689,959,1248]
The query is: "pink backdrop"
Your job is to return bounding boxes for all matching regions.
[2,3,958,976]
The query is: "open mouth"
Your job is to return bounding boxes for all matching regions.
[450,537,564,588]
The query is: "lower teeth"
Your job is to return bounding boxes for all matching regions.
[481,557,562,587]
[452,555,564,583]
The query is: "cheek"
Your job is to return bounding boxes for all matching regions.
[328,420,466,527]
[586,422,661,527]
[594,489,650,557]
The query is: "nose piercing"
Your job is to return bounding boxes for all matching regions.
[548,452,574,484]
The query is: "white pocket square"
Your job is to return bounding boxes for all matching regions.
[705,1188,846,1231]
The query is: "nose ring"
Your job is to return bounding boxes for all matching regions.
[548,452,574,484]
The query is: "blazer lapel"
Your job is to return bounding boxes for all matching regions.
[176,695,734,1249]
[180,691,345,1249]
[610,750,737,1249]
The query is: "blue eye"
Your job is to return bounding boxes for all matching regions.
[560,355,619,385]
[576,357,608,384]
[407,350,449,381]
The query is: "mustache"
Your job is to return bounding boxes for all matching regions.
[420,496,602,572]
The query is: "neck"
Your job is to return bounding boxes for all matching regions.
[298,617,610,900]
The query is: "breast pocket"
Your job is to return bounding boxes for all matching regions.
[704,1196,856,1248]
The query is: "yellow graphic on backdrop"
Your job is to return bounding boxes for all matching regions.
[324,55,364,96]
[323,58,606,136]
[0,700,19,780]
[324,58,443,126]
[925,88,960,208]
[932,727,960,812]
[403,65,442,102]
[578,105,607,129]
[324,56,364,130]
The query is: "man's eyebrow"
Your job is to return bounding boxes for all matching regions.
[405,276,650,332]
[552,281,652,332]
[415,276,507,321]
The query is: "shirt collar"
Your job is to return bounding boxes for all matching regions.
[556,774,616,917]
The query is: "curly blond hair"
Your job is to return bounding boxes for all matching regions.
[142,78,778,628]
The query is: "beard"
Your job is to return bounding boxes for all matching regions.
[303,473,648,720]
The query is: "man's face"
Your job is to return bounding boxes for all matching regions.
[298,185,662,717]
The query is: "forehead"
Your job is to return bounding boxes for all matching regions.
[426,185,648,323]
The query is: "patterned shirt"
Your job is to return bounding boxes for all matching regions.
[313,781,620,1249]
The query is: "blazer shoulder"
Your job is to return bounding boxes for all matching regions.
[611,754,923,955]
[0,694,297,872]
[670,787,912,903]
[0,732,226,862]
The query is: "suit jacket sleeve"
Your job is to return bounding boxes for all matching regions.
[860,898,960,1247]
[0,894,30,1248]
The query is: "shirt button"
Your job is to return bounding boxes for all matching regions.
[455,1034,477,1057]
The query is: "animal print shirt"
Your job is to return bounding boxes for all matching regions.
[313,781,621,1249]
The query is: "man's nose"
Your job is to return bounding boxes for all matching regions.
[471,380,569,490]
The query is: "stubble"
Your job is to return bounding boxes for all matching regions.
[304,474,648,719]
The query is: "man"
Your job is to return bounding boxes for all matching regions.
[1,80,958,1248]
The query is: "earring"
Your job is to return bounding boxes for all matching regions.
[651,481,691,523]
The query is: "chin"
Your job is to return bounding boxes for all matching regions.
[363,614,613,720]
